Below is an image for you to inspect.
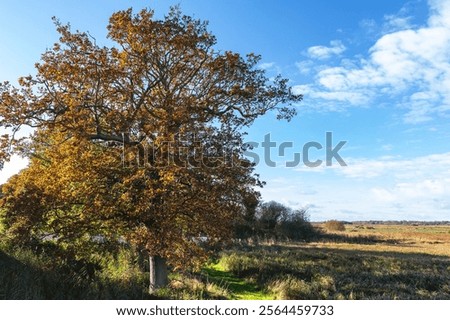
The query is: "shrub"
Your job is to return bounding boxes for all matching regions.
[324,220,346,231]
[243,201,317,241]
[268,274,335,299]
[277,209,317,241]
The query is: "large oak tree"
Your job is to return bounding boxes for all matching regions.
[0,7,301,291]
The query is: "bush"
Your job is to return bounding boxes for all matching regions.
[277,209,317,241]
[324,220,346,232]
[233,201,317,242]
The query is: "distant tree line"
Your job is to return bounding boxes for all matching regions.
[348,220,450,226]
[233,199,317,242]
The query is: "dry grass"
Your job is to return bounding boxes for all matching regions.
[2,223,449,299]
[310,223,450,257]
[217,224,450,299]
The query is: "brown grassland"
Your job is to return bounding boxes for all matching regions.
[157,223,450,299]
[198,223,450,299]
[1,223,450,299]
[317,223,450,257]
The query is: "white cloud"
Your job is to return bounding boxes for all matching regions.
[371,187,397,202]
[291,84,312,96]
[295,60,314,74]
[338,152,450,217]
[278,151,450,220]
[371,178,450,206]
[383,14,413,32]
[338,152,450,179]
[310,90,370,105]
[429,0,450,28]
[307,40,346,60]
[296,0,450,123]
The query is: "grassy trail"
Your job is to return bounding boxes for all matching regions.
[204,262,272,300]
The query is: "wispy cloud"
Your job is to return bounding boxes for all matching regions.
[383,14,413,32]
[337,152,450,179]
[336,152,450,216]
[307,40,346,60]
[294,0,450,123]
[267,151,450,221]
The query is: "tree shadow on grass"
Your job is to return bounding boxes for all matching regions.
[311,246,450,299]
[228,244,450,299]
[0,249,159,300]
[314,232,400,245]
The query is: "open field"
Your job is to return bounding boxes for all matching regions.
[158,223,450,299]
[1,223,450,299]
[310,223,450,257]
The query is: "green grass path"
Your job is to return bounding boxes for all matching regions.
[203,263,273,300]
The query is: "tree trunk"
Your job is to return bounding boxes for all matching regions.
[148,255,168,293]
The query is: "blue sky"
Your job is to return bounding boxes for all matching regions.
[1,0,450,221]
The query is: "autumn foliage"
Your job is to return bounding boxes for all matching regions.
[0,7,301,275]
